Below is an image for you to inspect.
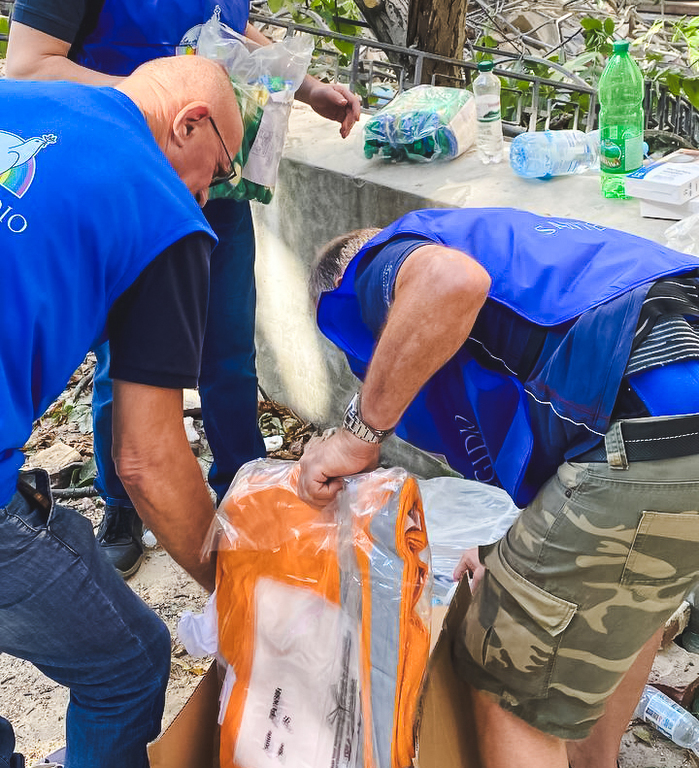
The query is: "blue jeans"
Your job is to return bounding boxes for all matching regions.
[93,198,266,505]
[0,717,15,768]
[0,470,171,768]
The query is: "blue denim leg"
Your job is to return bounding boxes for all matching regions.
[0,473,170,768]
[201,198,265,501]
[92,198,265,505]
[91,341,132,508]
[0,717,15,768]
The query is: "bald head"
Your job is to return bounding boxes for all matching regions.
[117,56,242,204]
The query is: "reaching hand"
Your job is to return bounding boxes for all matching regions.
[304,81,362,138]
[454,547,485,593]
[298,428,380,507]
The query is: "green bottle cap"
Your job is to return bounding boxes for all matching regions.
[477,60,494,72]
[613,40,630,54]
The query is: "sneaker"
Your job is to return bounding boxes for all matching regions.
[96,504,144,579]
[29,745,65,767]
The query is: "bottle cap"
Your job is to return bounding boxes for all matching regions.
[612,40,630,54]
[477,60,494,72]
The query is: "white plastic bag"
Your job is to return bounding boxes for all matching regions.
[418,476,520,602]
[198,12,313,203]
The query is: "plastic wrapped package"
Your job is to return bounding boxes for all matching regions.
[207,458,431,768]
[363,85,477,163]
[197,13,313,203]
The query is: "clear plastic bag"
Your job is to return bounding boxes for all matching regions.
[363,84,477,163]
[418,477,521,603]
[198,13,313,203]
[206,458,431,768]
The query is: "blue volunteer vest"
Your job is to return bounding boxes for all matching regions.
[72,0,250,75]
[0,80,216,506]
[318,208,699,506]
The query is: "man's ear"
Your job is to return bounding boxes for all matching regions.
[171,102,211,147]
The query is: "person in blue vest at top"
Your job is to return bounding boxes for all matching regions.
[298,207,699,768]
[0,56,243,768]
[6,0,361,579]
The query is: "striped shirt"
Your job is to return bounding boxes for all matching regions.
[614,275,699,418]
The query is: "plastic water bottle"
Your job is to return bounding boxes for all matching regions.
[634,685,699,755]
[598,40,645,199]
[509,129,600,179]
[473,60,504,164]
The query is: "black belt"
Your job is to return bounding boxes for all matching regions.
[576,413,699,464]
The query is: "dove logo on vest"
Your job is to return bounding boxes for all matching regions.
[0,130,56,234]
[176,6,221,55]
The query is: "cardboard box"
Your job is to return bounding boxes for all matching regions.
[625,149,699,205]
[639,196,699,221]
[148,581,481,768]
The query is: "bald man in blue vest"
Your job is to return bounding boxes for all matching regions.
[0,56,243,768]
[7,0,361,578]
[299,208,699,768]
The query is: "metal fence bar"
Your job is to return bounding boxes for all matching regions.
[2,0,696,143]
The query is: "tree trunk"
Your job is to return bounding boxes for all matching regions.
[407,0,469,85]
[354,0,410,48]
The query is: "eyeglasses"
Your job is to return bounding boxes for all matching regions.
[209,116,237,187]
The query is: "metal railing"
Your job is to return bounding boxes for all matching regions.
[251,12,699,144]
[0,0,12,52]
[2,0,697,144]
[250,11,599,133]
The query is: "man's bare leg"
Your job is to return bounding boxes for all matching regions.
[567,628,662,768]
[472,687,568,768]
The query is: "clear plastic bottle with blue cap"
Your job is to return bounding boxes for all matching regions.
[634,685,699,756]
[509,129,600,179]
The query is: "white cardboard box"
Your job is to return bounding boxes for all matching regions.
[639,197,699,220]
[626,149,699,205]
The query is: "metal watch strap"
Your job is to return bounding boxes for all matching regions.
[342,392,394,444]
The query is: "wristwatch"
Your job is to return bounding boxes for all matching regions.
[342,392,394,444]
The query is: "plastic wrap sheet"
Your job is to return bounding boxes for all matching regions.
[417,477,521,603]
[208,458,431,768]
[363,85,476,163]
[198,14,313,203]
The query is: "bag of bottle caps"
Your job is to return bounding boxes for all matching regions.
[198,13,313,203]
[364,84,476,163]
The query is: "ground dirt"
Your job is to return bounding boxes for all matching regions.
[1,358,697,767]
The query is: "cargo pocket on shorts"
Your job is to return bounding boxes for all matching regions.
[464,543,577,699]
[621,510,699,603]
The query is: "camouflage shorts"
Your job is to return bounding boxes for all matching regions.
[452,448,699,740]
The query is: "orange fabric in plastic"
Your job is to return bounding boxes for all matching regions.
[214,460,430,768]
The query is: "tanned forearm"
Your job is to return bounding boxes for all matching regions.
[6,22,123,83]
[297,244,491,507]
[359,244,491,431]
[112,381,217,591]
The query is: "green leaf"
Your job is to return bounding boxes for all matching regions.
[683,78,699,110]
[580,17,603,31]
[334,38,355,57]
[603,17,615,35]
[631,725,655,745]
[266,0,286,13]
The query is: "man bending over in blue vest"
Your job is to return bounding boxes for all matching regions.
[298,207,699,768]
[0,55,242,768]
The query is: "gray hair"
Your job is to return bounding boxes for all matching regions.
[310,228,382,305]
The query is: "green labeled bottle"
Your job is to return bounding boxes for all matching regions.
[598,40,645,199]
